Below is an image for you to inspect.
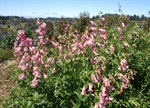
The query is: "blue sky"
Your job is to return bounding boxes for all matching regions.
[0,0,149,18]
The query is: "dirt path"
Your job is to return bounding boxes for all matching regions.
[0,60,16,105]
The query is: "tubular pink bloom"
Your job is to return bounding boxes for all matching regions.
[103,77,110,87]
[39,49,46,55]
[91,74,98,83]
[26,63,32,68]
[81,86,86,96]
[91,27,97,37]
[88,83,94,92]
[23,47,28,52]
[58,52,62,58]
[47,57,54,64]
[119,59,129,71]
[15,47,21,53]
[123,41,130,48]
[36,29,41,35]
[31,78,38,88]
[115,73,123,79]
[90,21,96,27]
[122,77,129,89]
[119,36,123,41]
[102,57,107,64]
[94,103,100,108]
[43,73,48,79]
[33,71,41,78]
[92,50,98,56]
[17,30,26,39]
[81,34,88,42]
[52,68,56,74]
[33,66,39,72]
[99,93,104,104]
[110,44,115,54]
[100,17,106,25]
[20,65,26,71]
[39,31,45,36]
[84,39,94,47]
[90,58,96,65]
[78,42,84,50]
[64,54,67,60]
[101,87,107,96]
[97,43,105,48]
[26,55,31,61]
[99,29,106,35]
[122,81,128,89]
[29,47,37,54]
[121,22,125,28]
[117,27,122,35]
[91,27,97,32]
[39,22,46,29]
[18,73,25,80]
[36,18,41,25]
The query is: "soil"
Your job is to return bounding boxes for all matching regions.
[0,60,16,105]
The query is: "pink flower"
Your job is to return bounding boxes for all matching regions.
[99,93,104,104]
[92,50,98,56]
[31,78,38,88]
[88,83,93,92]
[103,77,110,87]
[47,57,54,64]
[119,59,129,71]
[29,47,37,54]
[17,30,25,39]
[97,68,100,74]
[100,17,106,25]
[64,54,67,60]
[117,27,122,35]
[39,22,46,29]
[81,34,88,42]
[58,52,62,58]
[91,74,98,83]
[101,87,107,96]
[99,29,106,35]
[15,47,21,53]
[84,39,94,47]
[94,103,100,108]
[33,66,39,72]
[110,44,115,54]
[44,64,50,70]
[90,21,96,27]
[18,73,25,80]
[81,86,86,96]
[39,31,45,36]
[121,22,125,28]
[43,73,48,79]
[36,18,41,25]
[123,41,130,48]
[97,43,105,48]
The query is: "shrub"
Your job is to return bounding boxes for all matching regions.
[3,17,150,108]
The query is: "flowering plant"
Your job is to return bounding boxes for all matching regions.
[11,17,138,108]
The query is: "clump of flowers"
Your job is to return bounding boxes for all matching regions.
[13,17,136,107]
[14,19,52,88]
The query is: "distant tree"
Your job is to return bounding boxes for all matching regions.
[72,11,90,34]
[141,15,146,20]
[46,21,54,39]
